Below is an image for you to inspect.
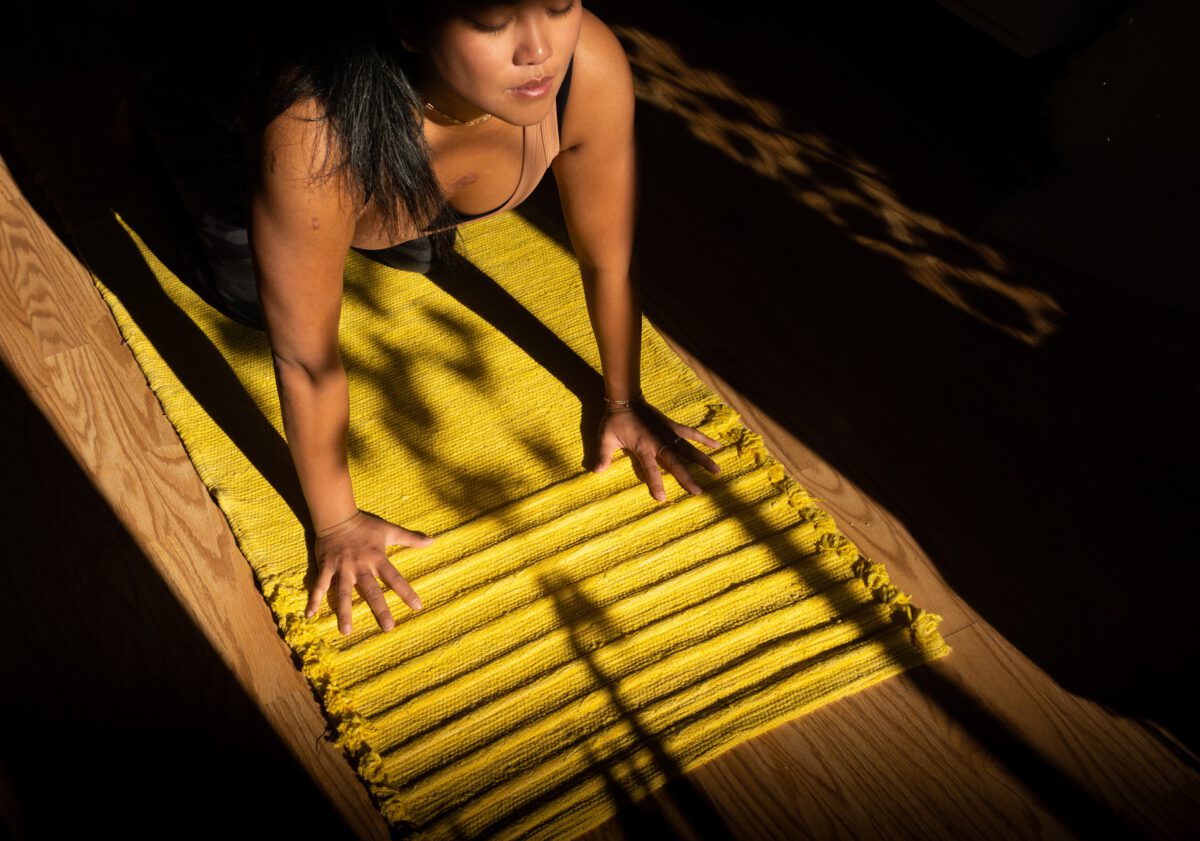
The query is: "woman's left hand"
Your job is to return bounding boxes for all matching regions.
[594,400,722,501]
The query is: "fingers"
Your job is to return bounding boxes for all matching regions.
[306,558,337,619]
[672,436,721,476]
[636,443,668,502]
[380,562,423,612]
[393,524,436,549]
[594,428,615,473]
[309,527,432,633]
[333,566,421,635]
[658,444,704,496]
[606,427,718,502]
[358,570,395,632]
[672,423,723,455]
[327,564,424,637]
[335,567,356,636]
[594,446,613,474]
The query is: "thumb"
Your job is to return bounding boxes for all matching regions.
[594,444,612,473]
[392,523,435,547]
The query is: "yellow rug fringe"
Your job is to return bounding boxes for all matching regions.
[90,207,950,840]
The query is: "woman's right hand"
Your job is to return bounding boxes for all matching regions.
[306,509,435,635]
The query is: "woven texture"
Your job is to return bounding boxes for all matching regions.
[92,207,950,840]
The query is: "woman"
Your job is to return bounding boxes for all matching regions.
[133,0,722,636]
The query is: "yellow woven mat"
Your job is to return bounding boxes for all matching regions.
[92,206,950,840]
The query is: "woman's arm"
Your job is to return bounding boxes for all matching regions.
[251,98,431,634]
[551,11,721,500]
[251,98,361,532]
[551,10,640,402]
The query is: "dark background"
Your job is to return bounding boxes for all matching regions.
[2,0,1197,838]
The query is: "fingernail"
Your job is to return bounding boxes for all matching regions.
[305,609,314,618]
[383,620,395,631]
[413,598,423,610]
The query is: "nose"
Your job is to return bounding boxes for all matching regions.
[513,18,552,65]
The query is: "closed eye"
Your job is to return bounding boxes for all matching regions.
[468,1,577,34]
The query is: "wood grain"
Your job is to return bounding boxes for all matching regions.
[0,152,390,841]
[2,1,1198,837]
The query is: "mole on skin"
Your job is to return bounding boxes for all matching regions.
[311,216,320,230]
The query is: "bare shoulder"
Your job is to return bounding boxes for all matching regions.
[574,7,631,73]
[256,95,361,216]
[253,94,362,262]
[251,94,361,366]
[557,8,635,155]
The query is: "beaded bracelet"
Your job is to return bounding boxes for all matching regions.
[604,391,645,412]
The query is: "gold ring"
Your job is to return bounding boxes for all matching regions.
[656,437,682,460]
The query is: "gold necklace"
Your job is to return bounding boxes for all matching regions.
[424,99,493,127]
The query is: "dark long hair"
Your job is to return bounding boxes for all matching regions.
[240,3,459,264]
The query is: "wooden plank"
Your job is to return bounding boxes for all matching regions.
[0,154,390,841]
[930,621,1200,837]
[581,620,1199,839]
[0,155,18,204]
[3,4,1198,834]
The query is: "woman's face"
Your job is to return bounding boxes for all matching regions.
[413,1,583,127]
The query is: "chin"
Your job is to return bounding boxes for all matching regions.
[503,100,555,127]
[491,109,546,129]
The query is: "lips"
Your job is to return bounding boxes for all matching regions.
[513,75,553,91]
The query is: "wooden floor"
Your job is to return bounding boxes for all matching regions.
[2,1,1197,839]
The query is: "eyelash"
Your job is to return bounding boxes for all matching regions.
[471,2,576,34]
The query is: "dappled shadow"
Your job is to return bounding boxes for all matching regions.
[479,568,736,840]
[571,0,1200,762]
[1,0,1194,836]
